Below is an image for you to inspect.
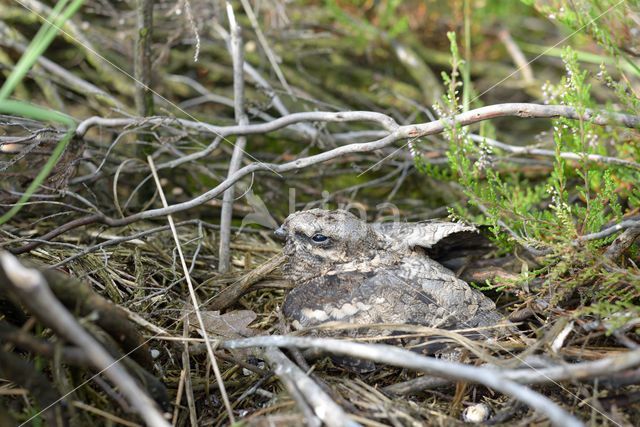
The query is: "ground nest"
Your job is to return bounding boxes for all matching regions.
[2,219,639,426]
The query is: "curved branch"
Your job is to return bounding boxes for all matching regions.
[578,219,640,242]
[14,103,640,253]
[75,110,400,137]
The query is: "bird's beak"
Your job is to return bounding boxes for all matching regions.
[274,226,287,241]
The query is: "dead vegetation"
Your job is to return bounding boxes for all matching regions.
[1,0,640,426]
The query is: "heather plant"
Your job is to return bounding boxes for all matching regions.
[417,14,640,321]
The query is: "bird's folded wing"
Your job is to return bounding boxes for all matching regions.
[372,221,477,248]
[373,221,493,266]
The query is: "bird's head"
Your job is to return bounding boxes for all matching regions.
[275,209,383,282]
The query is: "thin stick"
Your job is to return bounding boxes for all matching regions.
[146,156,236,423]
[497,28,534,84]
[219,2,249,273]
[221,335,584,427]
[171,369,185,426]
[182,316,198,427]
[469,134,640,170]
[71,401,142,427]
[239,0,293,95]
[208,25,316,139]
[0,252,170,427]
[263,348,325,427]
[579,219,640,242]
[134,0,154,116]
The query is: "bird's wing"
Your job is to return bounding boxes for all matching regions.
[372,221,477,248]
[282,268,430,328]
[353,267,505,353]
[284,261,503,334]
[282,270,375,328]
[373,221,493,267]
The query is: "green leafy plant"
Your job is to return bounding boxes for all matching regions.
[417,12,640,320]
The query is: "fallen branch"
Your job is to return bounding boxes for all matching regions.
[219,335,584,427]
[263,347,350,427]
[0,251,170,427]
[14,103,640,254]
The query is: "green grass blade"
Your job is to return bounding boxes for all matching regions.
[0,0,84,100]
[0,0,84,224]
[0,100,76,225]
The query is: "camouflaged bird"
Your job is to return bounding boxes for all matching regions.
[275,209,504,336]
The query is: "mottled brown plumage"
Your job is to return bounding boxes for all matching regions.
[277,209,504,335]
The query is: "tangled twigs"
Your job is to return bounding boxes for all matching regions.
[11,103,640,254]
[0,251,170,427]
[217,335,640,427]
[263,347,358,427]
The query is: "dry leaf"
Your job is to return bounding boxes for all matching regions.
[188,309,257,339]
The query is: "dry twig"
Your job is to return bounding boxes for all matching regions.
[147,156,235,423]
[219,3,249,273]
[0,252,169,426]
[221,335,590,427]
[15,103,640,254]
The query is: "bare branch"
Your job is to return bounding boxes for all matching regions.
[579,219,640,241]
[498,28,535,84]
[208,24,317,139]
[75,110,399,137]
[470,134,640,170]
[220,335,583,427]
[263,347,342,427]
[0,252,169,426]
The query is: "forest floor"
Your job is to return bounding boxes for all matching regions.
[1,1,640,426]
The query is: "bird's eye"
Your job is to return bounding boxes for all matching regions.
[311,233,328,243]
